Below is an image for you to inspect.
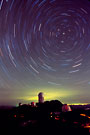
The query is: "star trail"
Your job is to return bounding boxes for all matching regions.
[0,0,90,105]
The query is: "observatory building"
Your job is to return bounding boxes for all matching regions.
[62,104,72,112]
[38,92,44,103]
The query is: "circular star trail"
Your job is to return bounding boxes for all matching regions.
[0,0,90,104]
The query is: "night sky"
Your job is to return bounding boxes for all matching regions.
[0,0,90,105]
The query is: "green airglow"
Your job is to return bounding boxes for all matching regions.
[17,87,78,103]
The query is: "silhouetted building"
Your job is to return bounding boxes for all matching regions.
[62,104,72,112]
[19,102,22,106]
[38,92,44,103]
[31,102,35,107]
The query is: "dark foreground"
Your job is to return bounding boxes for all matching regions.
[0,104,90,135]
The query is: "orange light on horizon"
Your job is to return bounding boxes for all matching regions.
[80,114,86,117]
[84,126,90,128]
